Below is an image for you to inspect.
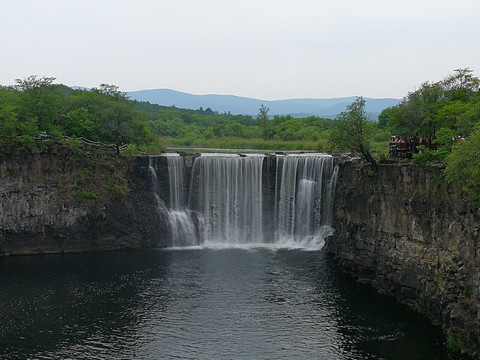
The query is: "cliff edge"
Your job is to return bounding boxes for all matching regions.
[326,160,480,357]
[0,148,169,255]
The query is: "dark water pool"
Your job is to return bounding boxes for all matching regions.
[0,248,456,359]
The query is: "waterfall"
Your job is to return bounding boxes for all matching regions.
[164,155,198,247]
[275,155,337,248]
[324,165,339,227]
[189,154,264,244]
[154,153,338,249]
[149,157,168,215]
[167,155,187,210]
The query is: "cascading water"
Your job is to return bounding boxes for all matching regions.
[149,157,168,215]
[167,155,187,210]
[189,154,264,244]
[165,155,198,247]
[275,155,337,248]
[153,153,338,249]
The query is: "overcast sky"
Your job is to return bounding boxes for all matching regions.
[1,0,479,100]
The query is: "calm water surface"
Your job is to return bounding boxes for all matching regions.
[0,248,455,359]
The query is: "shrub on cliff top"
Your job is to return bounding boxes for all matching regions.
[444,126,480,205]
[328,97,377,165]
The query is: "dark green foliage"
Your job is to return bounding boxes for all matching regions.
[67,136,83,154]
[329,97,377,165]
[447,330,466,353]
[257,104,272,140]
[379,68,480,205]
[106,177,128,199]
[137,98,341,149]
[379,68,479,144]
[444,127,480,205]
[18,135,37,155]
[0,77,161,156]
[14,76,67,134]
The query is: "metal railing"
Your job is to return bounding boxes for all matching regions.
[62,136,129,151]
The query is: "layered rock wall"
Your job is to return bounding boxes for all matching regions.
[0,152,170,255]
[326,160,480,356]
[4,151,479,354]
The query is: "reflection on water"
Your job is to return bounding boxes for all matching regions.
[0,249,455,359]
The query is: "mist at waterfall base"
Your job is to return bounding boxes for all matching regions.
[152,153,339,250]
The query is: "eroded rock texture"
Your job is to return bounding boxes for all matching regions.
[326,160,480,357]
[0,153,169,255]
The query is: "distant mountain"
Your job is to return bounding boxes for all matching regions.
[126,89,401,119]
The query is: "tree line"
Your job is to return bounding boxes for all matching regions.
[0,76,159,155]
[139,100,390,148]
[3,71,478,206]
[0,75,393,156]
[331,68,480,205]
[379,68,480,204]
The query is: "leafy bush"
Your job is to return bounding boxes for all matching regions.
[122,144,139,155]
[373,129,390,142]
[67,136,83,154]
[444,127,480,205]
[412,146,440,168]
[18,135,36,155]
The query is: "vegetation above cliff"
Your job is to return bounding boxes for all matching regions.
[2,71,479,203]
[138,100,392,152]
[0,76,393,154]
[328,97,377,165]
[0,76,164,155]
[378,68,480,205]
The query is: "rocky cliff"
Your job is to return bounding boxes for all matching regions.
[0,149,170,255]
[326,160,480,357]
[3,150,480,354]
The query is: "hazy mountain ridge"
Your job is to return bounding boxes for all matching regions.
[126,89,401,118]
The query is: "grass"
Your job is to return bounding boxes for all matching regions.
[166,136,390,157]
[122,138,166,155]
[371,141,389,158]
[166,137,330,152]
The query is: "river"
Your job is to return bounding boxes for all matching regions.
[0,247,453,359]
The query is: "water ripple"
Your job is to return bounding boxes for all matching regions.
[0,249,453,359]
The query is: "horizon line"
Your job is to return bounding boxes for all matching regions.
[122,87,403,102]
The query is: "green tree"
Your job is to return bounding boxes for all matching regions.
[441,68,480,102]
[99,100,140,155]
[0,86,39,154]
[257,104,272,140]
[91,84,149,155]
[14,75,67,133]
[381,69,480,150]
[226,122,246,137]
[329,97,377,165]
[64,107,97,139]
[0,88,21,139]
[377,107,394,129]
[444,127,480,205]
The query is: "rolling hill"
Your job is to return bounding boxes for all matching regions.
[126,89,401,119]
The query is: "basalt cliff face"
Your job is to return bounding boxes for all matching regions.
[0,151,170,255]
[3,151,480,355]
[326,160,480,357]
